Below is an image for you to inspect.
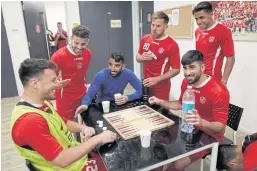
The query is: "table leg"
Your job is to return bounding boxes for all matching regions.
[210,142,219,171]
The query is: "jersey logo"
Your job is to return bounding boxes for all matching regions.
[76,62,82,69]
[143,43,150,51]
[158,47,164,54]
[209,36,215,43]
[200,96,206,104]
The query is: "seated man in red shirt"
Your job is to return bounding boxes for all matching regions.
[217,133,257,171]
[11,58,117,170]
[149,50,229,171]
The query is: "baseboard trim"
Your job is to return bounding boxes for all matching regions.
[238,126,255,135]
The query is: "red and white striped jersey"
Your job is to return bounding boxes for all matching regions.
[195,23,235,80]
[138,34,181,79]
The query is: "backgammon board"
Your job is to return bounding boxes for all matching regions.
[103,105,175,140]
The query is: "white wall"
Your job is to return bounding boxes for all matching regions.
[44,1,67,35]
[64,1,81,43]
[155,1,257,134]
[2,1,31,96]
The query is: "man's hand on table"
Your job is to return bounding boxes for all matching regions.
[148,96,164,105]
[75,105,88,117]
[97,130,117,144]
[80,125,95,141]
[115,95,128,105]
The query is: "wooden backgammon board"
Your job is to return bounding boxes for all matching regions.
[103,105,175,140]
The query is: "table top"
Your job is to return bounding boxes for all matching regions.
[82,100,217,171]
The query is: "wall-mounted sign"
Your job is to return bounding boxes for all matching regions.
[35,25,40,33]
[110,20,122,28]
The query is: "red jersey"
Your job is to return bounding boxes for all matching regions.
[55,31,68,50]
[179,76,230,142]
[243,133,257,171]
[195,23,235,80]
[51,46,91,120]
[138,34,180,80]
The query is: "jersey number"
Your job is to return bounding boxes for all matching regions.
[86,160,98,171]
[143,43,150,51]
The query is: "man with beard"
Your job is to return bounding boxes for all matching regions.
[11,58,117,171]
[149,50,229,171]
[75,52,142,114]
[136,11,181,101]
[193,1,235,86]
[51,25,91,121]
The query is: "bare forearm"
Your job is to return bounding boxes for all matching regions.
[136,53,144,63]
[66,120,83,133]
[201,119,226,134]
[222,56,235,82]
[157,69,180,82]
[51,136,100,168]
[159,100,182,110]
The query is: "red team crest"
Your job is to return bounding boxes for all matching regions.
[77,62,82,69]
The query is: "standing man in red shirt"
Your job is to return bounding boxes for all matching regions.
[136,11,181,100]
[55,22,68,50]
[193,1,235,86]
[149,50,229,170]
[51,25,91,121]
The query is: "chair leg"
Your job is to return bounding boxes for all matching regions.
[200,158,204,171]
[233,131,237,144]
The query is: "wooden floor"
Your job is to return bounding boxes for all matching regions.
[1,87,247,171]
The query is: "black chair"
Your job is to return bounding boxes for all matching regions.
[222,103,244,145]
[200,103,244,171]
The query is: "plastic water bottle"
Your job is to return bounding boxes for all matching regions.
[181,85,195,134]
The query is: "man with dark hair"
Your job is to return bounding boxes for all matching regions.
[136,11,181,101]
[11,58,117,170]
[51,25,92,121]
[55,22,68,50]
[217,133,257,171]
[193,1,235,86]
[149,50,229,170]
[76,52,142,114]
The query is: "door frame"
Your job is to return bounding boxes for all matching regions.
[131,1,141,79]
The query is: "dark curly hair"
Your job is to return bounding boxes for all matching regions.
[72,25,91,39]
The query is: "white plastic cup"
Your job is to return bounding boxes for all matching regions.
[140,130,152,148]
[102,101,110,113]
[114,93,122,100]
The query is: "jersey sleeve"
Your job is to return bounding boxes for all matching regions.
[50,52,62,74]
[12,113,63,161]
[81,71,103,105]
[127,70,142,101]
[211,90,230,125]
[138,36,146,55]
[168,42,181,69]
[179,79,188,104]
[220,28,235,57]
